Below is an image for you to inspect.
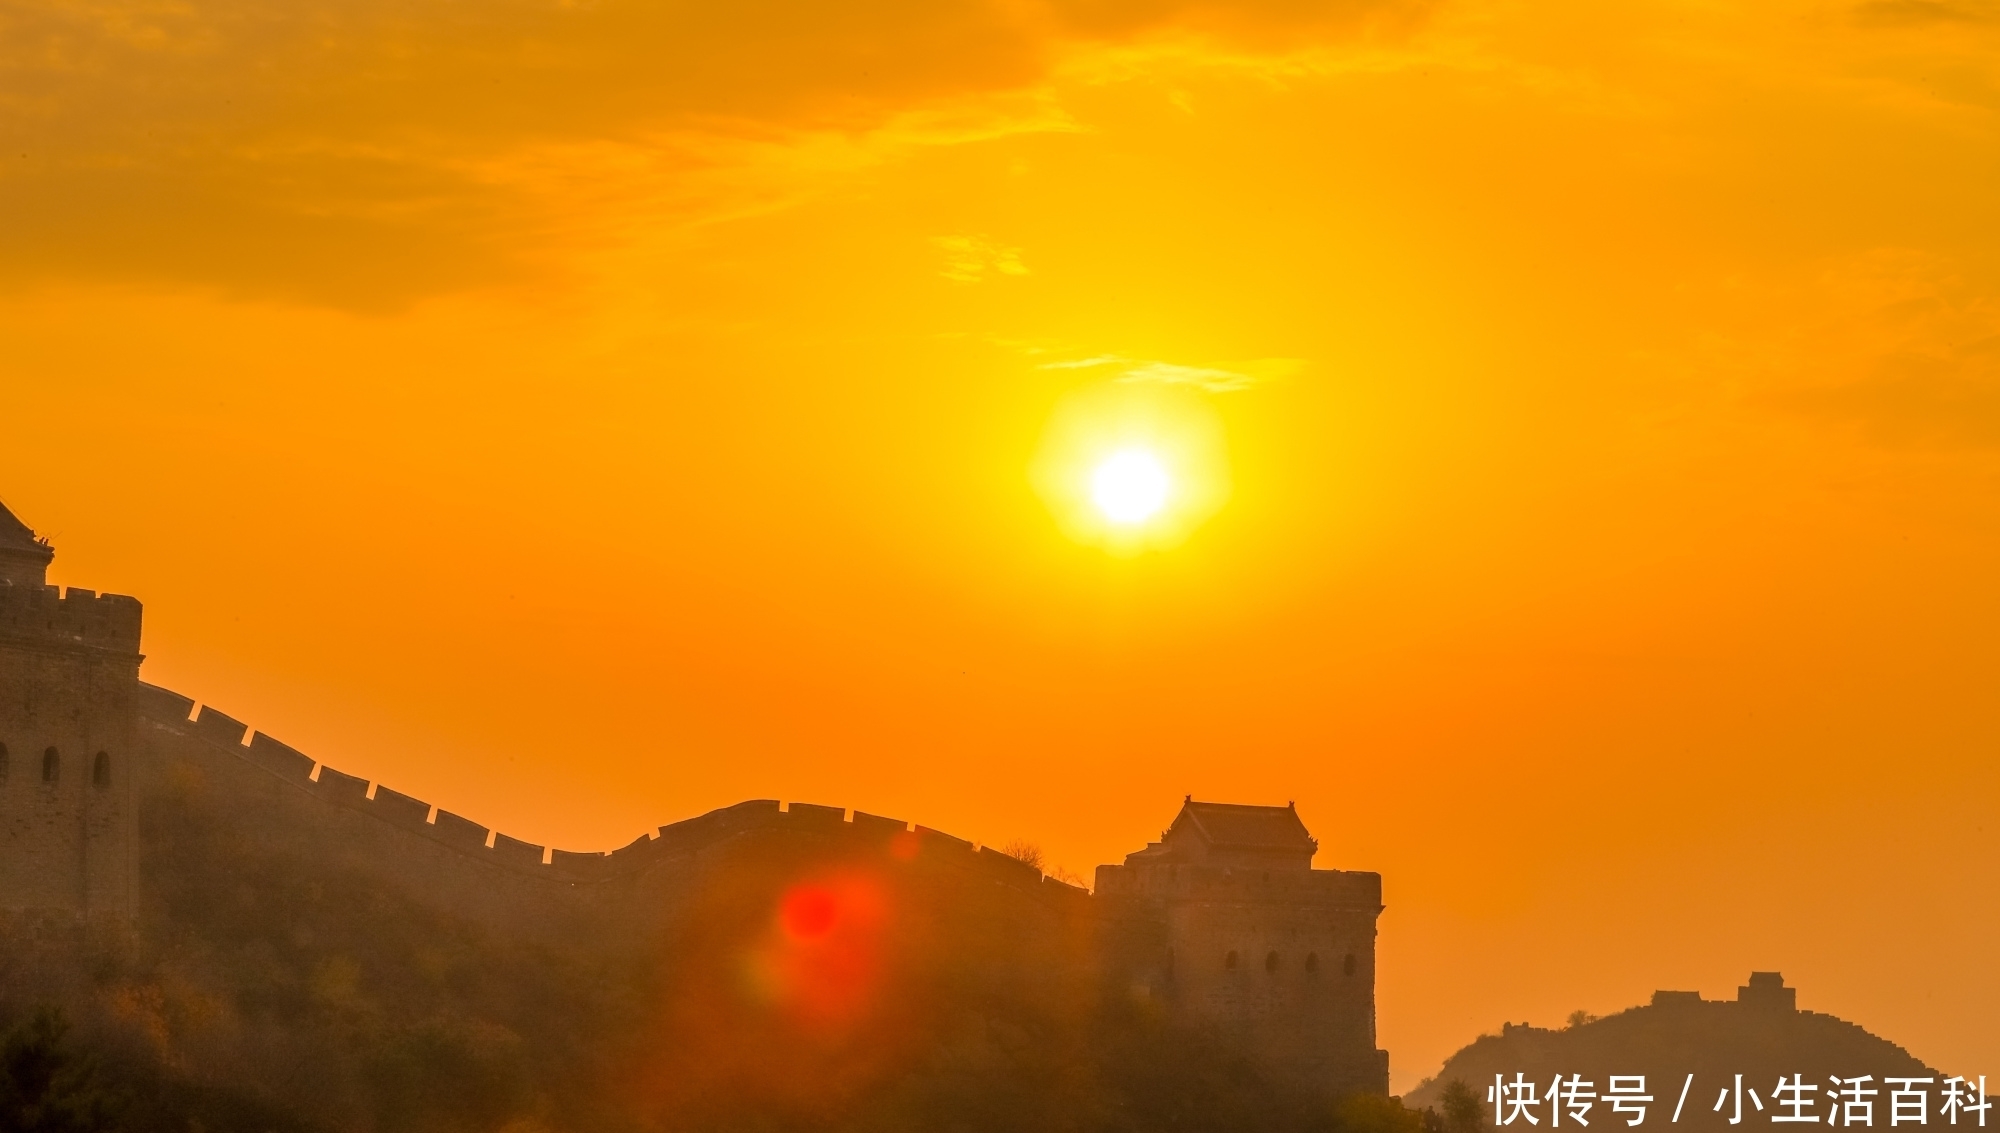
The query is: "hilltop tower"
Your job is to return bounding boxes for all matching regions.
[1096,798,1389,1096]
[0,499,141,923]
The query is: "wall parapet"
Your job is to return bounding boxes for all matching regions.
[133,683,1077,904]
[247,734,314,784]
[0,584,143,657]
[1094,861,1381,908]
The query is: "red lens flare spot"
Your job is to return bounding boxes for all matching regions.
[746,873,893,1032]
[781,885,839,939]
[889,830,919,862]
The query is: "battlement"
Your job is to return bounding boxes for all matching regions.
[1094,859,1382,909]
[132,683,1087,903]
[0,584,143,657]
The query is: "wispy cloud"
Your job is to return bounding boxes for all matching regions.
[933,235,1029,283]
[1852,0,1998,26]
[1713,249,2000,449]
[0,0,1412,306]
[1039,354,1302,392]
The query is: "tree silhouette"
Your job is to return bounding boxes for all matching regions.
[0,1008,121,1133]
[1441,1079,1485,1133]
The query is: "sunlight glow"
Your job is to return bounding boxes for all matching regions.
[1031,382,1231,555]
[1091,449,1170,524]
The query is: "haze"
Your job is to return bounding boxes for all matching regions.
[3,0,1996,1091]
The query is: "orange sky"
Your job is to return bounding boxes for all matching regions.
[4,0,1998,1092]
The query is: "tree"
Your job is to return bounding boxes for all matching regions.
[1334,1092,1431,1133]
[1000,840,1046,872]
[1442,1078,1485,1133]
[0,1008,122,1133]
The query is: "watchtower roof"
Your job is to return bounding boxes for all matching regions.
[0,499,42,554]
[0,498,54,588]
[1170,799,1317,853]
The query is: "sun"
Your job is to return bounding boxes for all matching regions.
[1091,449,1170,525]
[1030,382,1230,554]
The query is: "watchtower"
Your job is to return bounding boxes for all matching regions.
[0,499,141,923]
[1096,798,1389,1096]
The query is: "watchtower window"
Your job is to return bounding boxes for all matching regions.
[1265,950,1280,973]
[1342,952,1357,977]
[42,747,58,783]
[0,742,8,780]
[1225,950,1238,970]
[1305,951,1319,974]
[92,752,110,788]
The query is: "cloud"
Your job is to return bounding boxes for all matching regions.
[1118,360,1272,392]
[0,0,1425,305]
[1851,0,1997,26]
[1753,251,2000,449]
[1780,357,2000,448]
[933,235,1029,283]
[1039,354,1301,392]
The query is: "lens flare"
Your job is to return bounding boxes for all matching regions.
[781,885,840,939]
[744,873,889,1032]
[1091,449,1170,524]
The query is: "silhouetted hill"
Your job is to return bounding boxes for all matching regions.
[1407,976,1945,1132]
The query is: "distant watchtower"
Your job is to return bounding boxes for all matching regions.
[1096,798,1389,1096]
[0,499,141,923]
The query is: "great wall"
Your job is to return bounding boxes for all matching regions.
[0,497,1391,1102]
[147,684,1087,894]
[135,676,1091,939]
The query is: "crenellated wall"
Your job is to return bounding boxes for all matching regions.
[131,681,1089,944]
[0,529,1389,1102]
[0,585,144,658]
[5,656,1379,1097]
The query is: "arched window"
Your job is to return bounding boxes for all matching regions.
[42,747,58,783]
[1265,950,1280,973]
[92,752,110,788]
[0,742,9,780]
[1225,950,1238,970]
[1305,952,1320,974]
[1342,952,1357,977]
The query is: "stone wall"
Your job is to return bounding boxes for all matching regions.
[1097,860,1389,1096]
[1,578,1385,1099]
[0,584,142,922]
[132,680,1090,948]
